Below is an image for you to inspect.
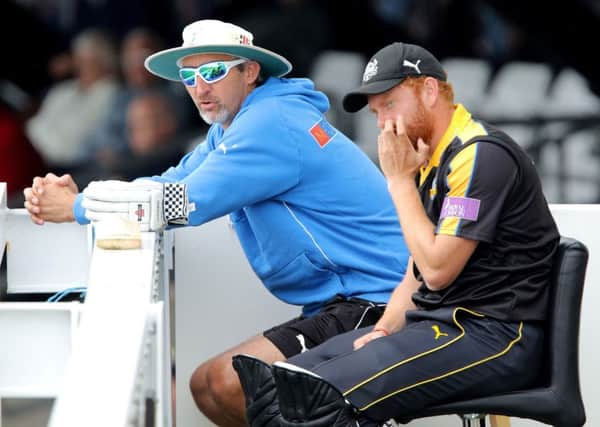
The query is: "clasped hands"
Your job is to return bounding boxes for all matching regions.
[23,173,79,225]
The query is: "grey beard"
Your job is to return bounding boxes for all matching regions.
[198,105,231,126]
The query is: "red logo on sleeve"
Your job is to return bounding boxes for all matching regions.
[309,119,337,148]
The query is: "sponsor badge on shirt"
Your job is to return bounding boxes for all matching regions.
[440,196,481,221]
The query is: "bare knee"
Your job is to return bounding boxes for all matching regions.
[189,336,283,424]
[189,361,211,406]
[206,356,243,410]
[190,356,242,409]
[190,358,245,426]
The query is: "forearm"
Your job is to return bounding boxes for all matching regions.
[387,177,441,275]
[387,177,477,290]
[374,259,421,333]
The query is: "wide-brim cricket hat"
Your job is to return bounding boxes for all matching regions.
[343,42,446,112]
[144,19,292,81]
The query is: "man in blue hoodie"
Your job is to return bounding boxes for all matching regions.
[23,20,410,426]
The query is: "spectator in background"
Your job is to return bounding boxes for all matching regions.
[74,27,193,171]
[77,28,182,165]
[25,28,119,170]
[73,90,187,184]
[125,90,182,162]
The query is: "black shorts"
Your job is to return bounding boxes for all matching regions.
[263,296,386,358]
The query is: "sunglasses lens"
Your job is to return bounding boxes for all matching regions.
[179,68,196,86]
[199,62,227,83]
[179,60,243,86]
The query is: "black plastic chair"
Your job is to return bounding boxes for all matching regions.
[396,236,588,427]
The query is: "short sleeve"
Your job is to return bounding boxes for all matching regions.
[437,142,518,242]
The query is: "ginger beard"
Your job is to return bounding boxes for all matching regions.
[404,93,434,149]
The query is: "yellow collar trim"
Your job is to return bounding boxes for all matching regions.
[419,104,472,186]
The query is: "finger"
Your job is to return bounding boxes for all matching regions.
[372,330,387,339]
[23,187,33,200]
[60,174,80,192]
[383,119,395,134]
[45,172,60,181]
[31,214,45,225]
[24,201,40,215]
[416,138,429,162]
[27,211,45,225]
[59,174,72,186]
[395,115,406,136]
[353,332,378,350]
[353,337,366,350]
[23,187,40,205]
[377,138,386,159]
[32,176,45,194]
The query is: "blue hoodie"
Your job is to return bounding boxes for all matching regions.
[75,77,409,315]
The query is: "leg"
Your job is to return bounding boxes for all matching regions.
[288,308,543,423]
[189,334,285,427]
[210,300,384,426]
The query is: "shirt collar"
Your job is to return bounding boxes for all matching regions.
[419,103,471,186]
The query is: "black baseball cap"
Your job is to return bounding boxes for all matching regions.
[342,42,446,112]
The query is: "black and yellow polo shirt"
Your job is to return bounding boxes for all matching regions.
[412,104,559,321]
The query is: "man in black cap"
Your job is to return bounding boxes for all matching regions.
[233,41,560,426]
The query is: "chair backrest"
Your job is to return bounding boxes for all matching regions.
[395,236,589,426]
[310,50,367,98]
[543,67,600,117]
[543,236,588,424]
[479,61,553,118]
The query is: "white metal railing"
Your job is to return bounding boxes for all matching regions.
[0,183,173,427]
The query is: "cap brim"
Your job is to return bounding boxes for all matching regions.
[342,78,403,112]
[144,45,292,81]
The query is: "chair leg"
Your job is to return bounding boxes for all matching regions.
[461,413,486,427]
[489,415,511,427]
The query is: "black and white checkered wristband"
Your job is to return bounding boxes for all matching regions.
[163,183,189,225]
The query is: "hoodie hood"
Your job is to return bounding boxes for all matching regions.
[242,77,331,115]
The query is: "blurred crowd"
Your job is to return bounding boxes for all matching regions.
[2,0,599,206]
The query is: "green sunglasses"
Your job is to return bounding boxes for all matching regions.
[179,58,247,86]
